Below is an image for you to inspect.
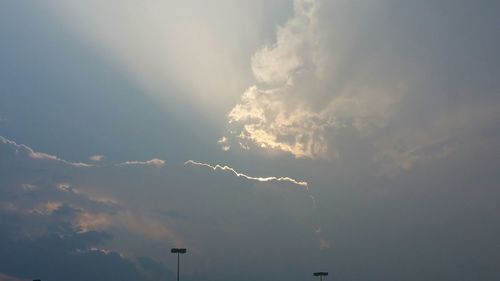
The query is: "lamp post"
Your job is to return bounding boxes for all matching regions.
[171,248,187,281]
[313,272,328,281]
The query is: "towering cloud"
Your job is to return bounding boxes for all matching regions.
[227,0,400,159]
[226,0,500,173]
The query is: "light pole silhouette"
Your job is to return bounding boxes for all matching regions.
[313,272,328,281]
[171,248,187,281]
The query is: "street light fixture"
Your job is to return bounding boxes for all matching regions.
[171,248,187,281]
[313,272,329,281]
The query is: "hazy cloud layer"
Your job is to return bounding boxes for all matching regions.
[0,136,320,280]
[1,1,499,280]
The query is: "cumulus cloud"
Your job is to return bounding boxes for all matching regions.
[0,188,154,281]
[226,0,500,172]
[0,135,176,281]
[0,222,149,281]
[226,0,400,160]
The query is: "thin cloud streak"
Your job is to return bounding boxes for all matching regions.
[117,158,166,167]
[1,135,167,169]
[184,159,325,247]
[185,160,308,188]
[0,136,93,167]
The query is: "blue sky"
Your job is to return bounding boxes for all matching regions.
[0,1,499,281]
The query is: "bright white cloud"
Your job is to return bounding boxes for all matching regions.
[225,0,500,174]
[226,0,401,160]
[185,160,308,188]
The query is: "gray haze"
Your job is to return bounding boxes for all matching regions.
[0,0,499,280]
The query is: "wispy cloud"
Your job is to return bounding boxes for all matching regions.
[184,159,325,247]
[185,160,308,188]
[117,158,165,167]
[0,136,92,167]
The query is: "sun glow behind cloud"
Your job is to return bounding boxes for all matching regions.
[226,0,401,160]
[221,0,500,177]
[1,0,499,279]
[43,0,292,120]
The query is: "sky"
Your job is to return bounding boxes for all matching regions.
[0,0,499,280]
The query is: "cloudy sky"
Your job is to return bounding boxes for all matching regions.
[0,0,499,280]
